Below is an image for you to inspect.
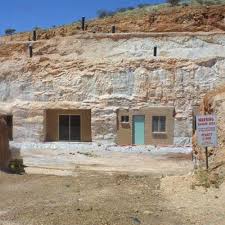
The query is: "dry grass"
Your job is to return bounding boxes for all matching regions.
[191,167,225,189]
[1,4,225,43]
[191,0,225,5]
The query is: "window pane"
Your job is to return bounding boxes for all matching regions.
[70,115,81,141]
[159,116,166,132]
[59,115,70,141]
[152,116,159,132]
[121,116,129,123]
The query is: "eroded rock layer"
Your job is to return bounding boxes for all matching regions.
[0,33,225,145]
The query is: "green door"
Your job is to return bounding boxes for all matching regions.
[133,115,145,145]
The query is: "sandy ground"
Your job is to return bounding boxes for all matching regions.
[25,151,193,176]
[161,175,225,225]
[0,152,225,225]
[16,146,193,176]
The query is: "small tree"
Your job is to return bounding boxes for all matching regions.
[193,0,204,4]
[167,0,181,6]
[33,26,41,30]
[5,28,16,36]
[97,9,115,19]
[117,7,127,13]
[138,3,150,8]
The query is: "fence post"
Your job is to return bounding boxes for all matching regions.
[112,25,116,33]
[32,30,37,41]
[205,147,209,170]
[82,17,85,31]
[29,44,33,58]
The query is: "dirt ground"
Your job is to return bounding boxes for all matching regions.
[0,153,225,225]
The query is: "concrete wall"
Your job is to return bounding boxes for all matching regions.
[45,109,91,142]
[117,107,174,145]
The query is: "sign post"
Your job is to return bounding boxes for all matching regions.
[205,147,208,170]
[196,114,217,170]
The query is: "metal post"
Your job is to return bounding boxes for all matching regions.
[204,111,209,170]
[29,44,33,58]
[112,25,116,33]
[154,46,157,57]
[82,17,85,31]
[205,147,209,170]
[32,30,37,41]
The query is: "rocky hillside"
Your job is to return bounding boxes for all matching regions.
[1,4,225,42]
[0,3,224,144]
[0,32,225,143]
[202,87,225,161]
[193,86,225,185]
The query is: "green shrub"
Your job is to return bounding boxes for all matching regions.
[167,0,181,6]
[5,28,16,36]
[97,10,115,18]
[137,3,151,8]
[8,159,25,174]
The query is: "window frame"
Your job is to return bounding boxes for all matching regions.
[58,114,81,141]
[152,116,166,134]
[121,115,129,124]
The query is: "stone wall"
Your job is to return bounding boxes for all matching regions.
[0,33,225,145]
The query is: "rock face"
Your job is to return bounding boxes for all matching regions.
[0,33,225,145]
[192,86,225,181]
[199,87,225,161]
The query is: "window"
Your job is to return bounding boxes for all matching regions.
[59,115,81,141]
[152,116,166,133]
[121,116,129,123]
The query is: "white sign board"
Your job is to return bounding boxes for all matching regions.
[196,114,217,147]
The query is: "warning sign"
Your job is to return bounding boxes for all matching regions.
[196,114,218,147]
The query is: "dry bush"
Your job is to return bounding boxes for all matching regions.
[167,0,181,6]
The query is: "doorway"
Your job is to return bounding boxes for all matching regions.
[59,115,81,141]
[133,115,145,145]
